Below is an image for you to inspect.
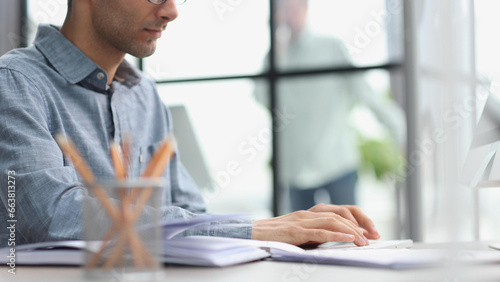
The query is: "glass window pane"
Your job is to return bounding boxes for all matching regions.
[145,2,270,80]
[257,70,405,238]
[273,0,403,71]
[157,80,272,218]
[26,0,67,44]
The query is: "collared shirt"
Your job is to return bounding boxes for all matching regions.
[0,24,251,247]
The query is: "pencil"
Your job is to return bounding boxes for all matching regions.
[107,136,174,267]
[132,138,175,220]
[121,135,131,179]
[107,142,147,268]
[57,134,170,270]
[127,135,175,202]
[55,134,120,223]
[87,142,127,269]
[110,142,126,179]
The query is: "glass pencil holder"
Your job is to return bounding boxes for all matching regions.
[83,178,166,281]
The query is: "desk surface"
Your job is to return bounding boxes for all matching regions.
[2,241,499,282]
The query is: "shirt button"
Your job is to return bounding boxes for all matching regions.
[97,72,105,80]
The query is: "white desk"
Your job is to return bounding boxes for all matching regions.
[2,241,499,282]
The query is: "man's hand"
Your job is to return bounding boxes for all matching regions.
[251,204,380,246]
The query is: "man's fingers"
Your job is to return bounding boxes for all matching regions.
[309,204,381,240]
[362,228,380,240]
[252,222,356,246]
[309,204,359,225]
[251,208,378,246]
[330,206,359,226]
[299,229,356,244]
[295,210,370,245]
[300,217,369,246]
[345,206,380,239]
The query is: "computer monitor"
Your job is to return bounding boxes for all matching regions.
[460,93,500,247]
[461,94,500,187]
[168,105,213,191]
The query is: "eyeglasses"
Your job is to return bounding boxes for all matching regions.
[148,0,187,5]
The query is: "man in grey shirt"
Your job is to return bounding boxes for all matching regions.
[0,0,380,248]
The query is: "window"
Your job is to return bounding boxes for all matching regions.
[24,0,405,237]
[145,1,269,80]
[157,80,272,218]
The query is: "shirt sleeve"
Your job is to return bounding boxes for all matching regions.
[0,67,87,245]
[176,219,253,239]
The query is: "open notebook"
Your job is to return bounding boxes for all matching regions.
[2,215,499,268]
[0,237,419,268]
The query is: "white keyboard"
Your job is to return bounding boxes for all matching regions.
[305,239,413,256]
[489,243,500,251]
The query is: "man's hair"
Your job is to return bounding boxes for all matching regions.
[68,0,72,11]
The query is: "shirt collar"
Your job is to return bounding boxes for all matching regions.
[33,24,141,91]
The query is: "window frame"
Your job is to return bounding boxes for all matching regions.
[144,1,405,216]
[18,0,406,218]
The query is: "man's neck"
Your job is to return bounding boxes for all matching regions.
[60,17,125,86]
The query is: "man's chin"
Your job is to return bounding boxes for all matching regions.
[127,44,157,59]
[134,53,154,59]
[131,51,156,59]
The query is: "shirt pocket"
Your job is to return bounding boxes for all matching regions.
[132,140,165,177]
